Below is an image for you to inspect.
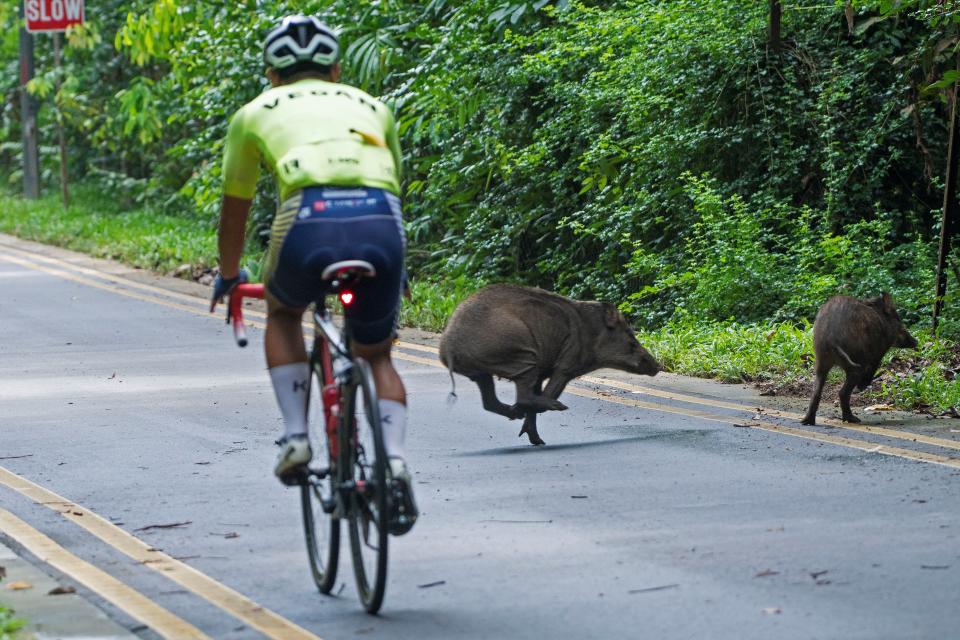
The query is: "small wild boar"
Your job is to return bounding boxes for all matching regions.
[801,293,917,426]
[439,284,660,445]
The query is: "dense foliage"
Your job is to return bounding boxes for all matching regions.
[1,0,959,331]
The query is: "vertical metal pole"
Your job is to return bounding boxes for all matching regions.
[933,78,960,332]
[19,0,40,199]
[769,0,782,54]
[54,32,69,209]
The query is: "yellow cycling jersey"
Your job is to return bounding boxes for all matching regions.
[222,78,402,201]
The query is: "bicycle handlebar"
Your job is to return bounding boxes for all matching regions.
[228,283,265,347]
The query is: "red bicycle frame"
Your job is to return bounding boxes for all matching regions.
[228,283,342,459]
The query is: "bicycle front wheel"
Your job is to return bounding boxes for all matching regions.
[342,357,389,614]
[302,355,340,594]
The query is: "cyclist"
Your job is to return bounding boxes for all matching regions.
[210,16,416,534]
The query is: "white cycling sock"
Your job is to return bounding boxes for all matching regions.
[269,362,311,439]
[379,399,407,460]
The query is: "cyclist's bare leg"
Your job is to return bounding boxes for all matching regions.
[354,338,407,460]
[264,295,312,476]
[353,338,406,404]
[265,296,308,367]
[355,337,417,534]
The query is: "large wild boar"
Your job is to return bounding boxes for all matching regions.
[439,284,660,445]
[801,293,918,426]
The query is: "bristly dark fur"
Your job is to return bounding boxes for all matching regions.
[801,293,917,425]
[439,284,660,445]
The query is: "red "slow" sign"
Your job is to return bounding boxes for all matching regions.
[25,0,84,33]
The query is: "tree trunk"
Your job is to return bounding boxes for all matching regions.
[769,0,782,54]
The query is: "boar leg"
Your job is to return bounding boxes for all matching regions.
[541,374,572,402]
[518,411,545,446]
[514,372,568,413]
[838,374,861,423]
[472,374,523,419]
[856,362,880,392]
[801,361,830,426]
[517,378,548,445]
[801,374,826,425]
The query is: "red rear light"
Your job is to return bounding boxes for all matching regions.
[340,291,355,306]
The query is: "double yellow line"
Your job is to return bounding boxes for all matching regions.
[1,238,959,636]
[3,240,959,467]
[0,242,322,638]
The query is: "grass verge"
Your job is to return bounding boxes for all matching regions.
[0,603,26,638]
[641,319,960,413]
[0,184,225,275]
[2,185,957,412]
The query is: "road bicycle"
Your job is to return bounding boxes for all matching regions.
[227,260,390,613]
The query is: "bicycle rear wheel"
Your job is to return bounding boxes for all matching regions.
[301,354,340,594]
[342,357,389,613]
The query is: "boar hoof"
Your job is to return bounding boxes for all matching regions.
[842,414,861,424]
[522,398,567,412]
[800,416,816,426]
[518,424,546,446]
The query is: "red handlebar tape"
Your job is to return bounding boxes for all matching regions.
[229,283,265,347]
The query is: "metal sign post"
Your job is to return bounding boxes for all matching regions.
[19,1,40,199]
[53,32,68,208]
[933,77,960,333]
[19,0,84,206]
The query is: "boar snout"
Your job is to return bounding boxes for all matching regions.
[899,330,919,349]
[636,346,661,376]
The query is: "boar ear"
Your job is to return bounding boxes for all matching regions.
[602,303,619,329]
[881,292,894,314]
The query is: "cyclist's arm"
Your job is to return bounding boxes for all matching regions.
[217,195,251,279]
[222,107,261,200]
[219,108,259,278]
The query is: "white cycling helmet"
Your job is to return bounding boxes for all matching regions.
[263,16,339,70]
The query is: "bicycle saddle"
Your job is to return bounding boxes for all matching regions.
[321,260,376,282]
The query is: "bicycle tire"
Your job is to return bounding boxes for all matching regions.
[342,357,389,614]
[301,351,340,594]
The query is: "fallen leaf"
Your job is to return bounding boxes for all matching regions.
[864,404,895,412]
[755,569,779,578]
[417,580,446,589]
[48,586,76,595]
[628,583,679,594]
[762,607,782,615]
[6,581,33,590]
[134,521,192,532]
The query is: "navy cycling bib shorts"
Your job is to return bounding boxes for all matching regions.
[265,186,406,345]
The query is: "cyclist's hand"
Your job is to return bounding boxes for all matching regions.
[209,268,249,313]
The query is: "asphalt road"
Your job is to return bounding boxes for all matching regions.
[1,238,959,640]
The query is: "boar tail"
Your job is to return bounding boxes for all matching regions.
[444,353,458,405]
[835,345,860,369]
